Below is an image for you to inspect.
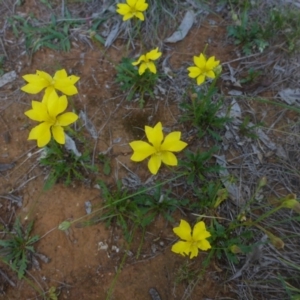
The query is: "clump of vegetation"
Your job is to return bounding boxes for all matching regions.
[0,218,39,279]
[40,139,97,190]
[227,1,300,54]
[115,56,160,107]
[180,88,230,140]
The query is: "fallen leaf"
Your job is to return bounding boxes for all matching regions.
[278,88,300,107]
[165,11,194,43]
[0,71,17,88]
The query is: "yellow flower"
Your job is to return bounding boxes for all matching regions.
[116,0,148,21]
[171,220,211,259]
[132,48,162,75]
[21,69,80,97]
[129,122,187,175]
[187,53,220,85]
[25,91,78,147]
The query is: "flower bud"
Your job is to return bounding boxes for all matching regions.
[258,176,267,188]
[281,199,300,214]
[214,65,222,77]
[237,212,247,222]
[266,231,284,249]
[231,12,238,22]
[230,245,242,254]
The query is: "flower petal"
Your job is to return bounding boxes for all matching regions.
[25,101,49,122]
[56,112,78,126]
[196,74,205,85]
[44,86,55,100]
[161,132,188,152]
[21,74,50,94]
[127,0,136,7]
[171,241,190,256]
[187,66,201,78]
[192,221,211,241]
[116,3,131,15]
[36,70,52,82]
[206,56,220,69]
[52,126,65,144]
[53,69,67,80]
[123,13,134,20]
[132,54,145,66]
[47,93,68,118]
[54,82,79,96]
[194,53,206,68]
[146,48,162,61]
[148,154,161,175]
[145,122,163,149]
[197,239,211,251]
[134,11,145,21]
[28,122,52,147]
[129,141,156,161]
[136,0,148,11]
[138,63,147,75]
[173,220,192,241]
[189,244,199,259]
[161,151,177,166]
[147,61,157,74]
[53,71,80,95]
[205,70,216,79]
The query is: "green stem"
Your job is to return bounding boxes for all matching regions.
[249,206,282,226]
[228,206,282,231]
[136,226,145,260]
[106,250,129,300]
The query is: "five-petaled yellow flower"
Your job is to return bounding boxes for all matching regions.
[21,69,80,97]
[116,0,148,21]
[171,220,211,259]
[129,122,187,175]
[187,53,220,85]
[25,91,78,147]
[132,48,162,75]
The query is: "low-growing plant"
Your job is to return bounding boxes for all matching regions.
[95,179,188,241]
[238,115,263,139]
[227,2,300,54]
[180,87,230,140]
[8,13,77,55]
[266,7,300,53]
[192,182,225,209]
[179,147,220,185]
[40,139,97,190]
[98,153,111,176]
[115,57,159,107]
[45,286,60,300]
[240,67,261,84]
[209,218,255,265]
[96,179,140,241]
[227,2,269,54]
[174,260,200,285]
[0,218,39,279]
[133,184,189,222]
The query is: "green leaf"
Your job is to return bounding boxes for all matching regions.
[93,34,105,45]
[58,221,71,231]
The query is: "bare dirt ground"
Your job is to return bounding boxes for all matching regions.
[1,1,300,300]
